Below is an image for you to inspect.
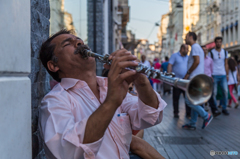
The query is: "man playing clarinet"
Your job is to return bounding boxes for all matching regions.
[39,30,166,159]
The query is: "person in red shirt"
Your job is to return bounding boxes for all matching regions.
[152,58,161,94]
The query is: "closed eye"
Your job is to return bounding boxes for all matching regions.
[63,43,70,47]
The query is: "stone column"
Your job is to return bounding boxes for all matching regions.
[30,0,51,158]
[0,0,31,158]
[88,0,104,76]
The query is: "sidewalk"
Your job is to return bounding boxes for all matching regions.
[144,93,240,159]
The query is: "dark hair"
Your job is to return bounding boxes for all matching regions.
[188,32,197,41]
[228,58,237,72]
[180,44,186,51]
[201,45,206,48]
[214,37,223,43]
[165,56,169,61]
[39,29,74,82]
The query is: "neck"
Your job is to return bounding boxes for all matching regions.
[190,41,196,46]
[59,68,98,90]
[216,47,221,51]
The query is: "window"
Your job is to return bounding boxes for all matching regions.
[211,27,214,39]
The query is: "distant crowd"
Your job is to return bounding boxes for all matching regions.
[139,33,239,130]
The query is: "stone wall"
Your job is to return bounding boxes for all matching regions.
[87,0,104,76]
[30,0,51,158]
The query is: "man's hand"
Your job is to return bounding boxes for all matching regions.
[183,74,190,80]
[105,49,138,106]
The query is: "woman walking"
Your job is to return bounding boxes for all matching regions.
[228,58,239,108]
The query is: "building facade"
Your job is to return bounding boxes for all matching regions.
[192,0,221,49]
[63,11,75,31]
[49,0,64,35]
[158,13,170,61]
[220,0,240,57]
[158,0,183,61]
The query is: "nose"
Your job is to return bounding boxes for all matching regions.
[75,39,82,47]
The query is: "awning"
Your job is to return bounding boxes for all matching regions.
[230,23,233,29]
[206,42,216,49]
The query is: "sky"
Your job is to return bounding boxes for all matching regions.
[64,0,169,44]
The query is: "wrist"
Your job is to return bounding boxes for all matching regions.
[187,70,191,75]
[104,96,121,109]
[134,74,148,86]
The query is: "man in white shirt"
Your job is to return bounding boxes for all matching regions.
[141,55,151,68]
[182,32,213,130]
[208,37,229,115]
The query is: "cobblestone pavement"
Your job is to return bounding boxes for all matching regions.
[144,92,240,159]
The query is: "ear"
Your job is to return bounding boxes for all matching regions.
[47,61,59,73]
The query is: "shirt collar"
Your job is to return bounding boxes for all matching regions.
[61,76,108,90]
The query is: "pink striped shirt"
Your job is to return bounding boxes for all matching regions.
[204,56,213,77]
[39,76,167,159]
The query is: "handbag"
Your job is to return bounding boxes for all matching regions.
[231,71,238,93]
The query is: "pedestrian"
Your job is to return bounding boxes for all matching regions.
[209,37,230,115]
[152,58,161,93]
[161,56,169,73]
[227,58,239,108]
[182,32,212,130]
[167,44,191,118]
[39,30,167,159]
[141,55,153,87]
[201,45,221,117]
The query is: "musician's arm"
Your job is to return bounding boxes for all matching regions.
[134,74,159,109]
[183,56,199,79]
[167,63,172,73]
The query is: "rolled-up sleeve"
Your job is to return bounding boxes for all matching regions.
[121,91,167,130]
[39,95,103,159]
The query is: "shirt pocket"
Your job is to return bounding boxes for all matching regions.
[117,114,132,147]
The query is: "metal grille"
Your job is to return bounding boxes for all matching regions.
[156,136,210,145]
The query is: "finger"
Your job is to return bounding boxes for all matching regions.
[111,55,137,77]
[117,70,137,83]
[109,49,131,60]
[116,61,138,69]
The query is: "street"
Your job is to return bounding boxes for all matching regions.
[144,92,240,159]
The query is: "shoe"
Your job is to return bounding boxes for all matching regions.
[202,114,213,129]
[186,114,191,119]
[213,110,221,118]
[227,105,232,108]
[235,103,239,109]
[222,109,229,115]
[182,124,196,130]
[218,105,222,108]
[174,114,179,118]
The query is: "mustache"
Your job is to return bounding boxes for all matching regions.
[74,44,91,55]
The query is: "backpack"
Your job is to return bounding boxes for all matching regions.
[209,49,227,59]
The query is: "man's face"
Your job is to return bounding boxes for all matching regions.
[181,45,189,56]
[215,39,222,49]
[185,34,190,45]
[141,55,146,62]
[202,46,208,55]
[50,34,95,75]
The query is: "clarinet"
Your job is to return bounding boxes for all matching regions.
[81,49,213,105]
